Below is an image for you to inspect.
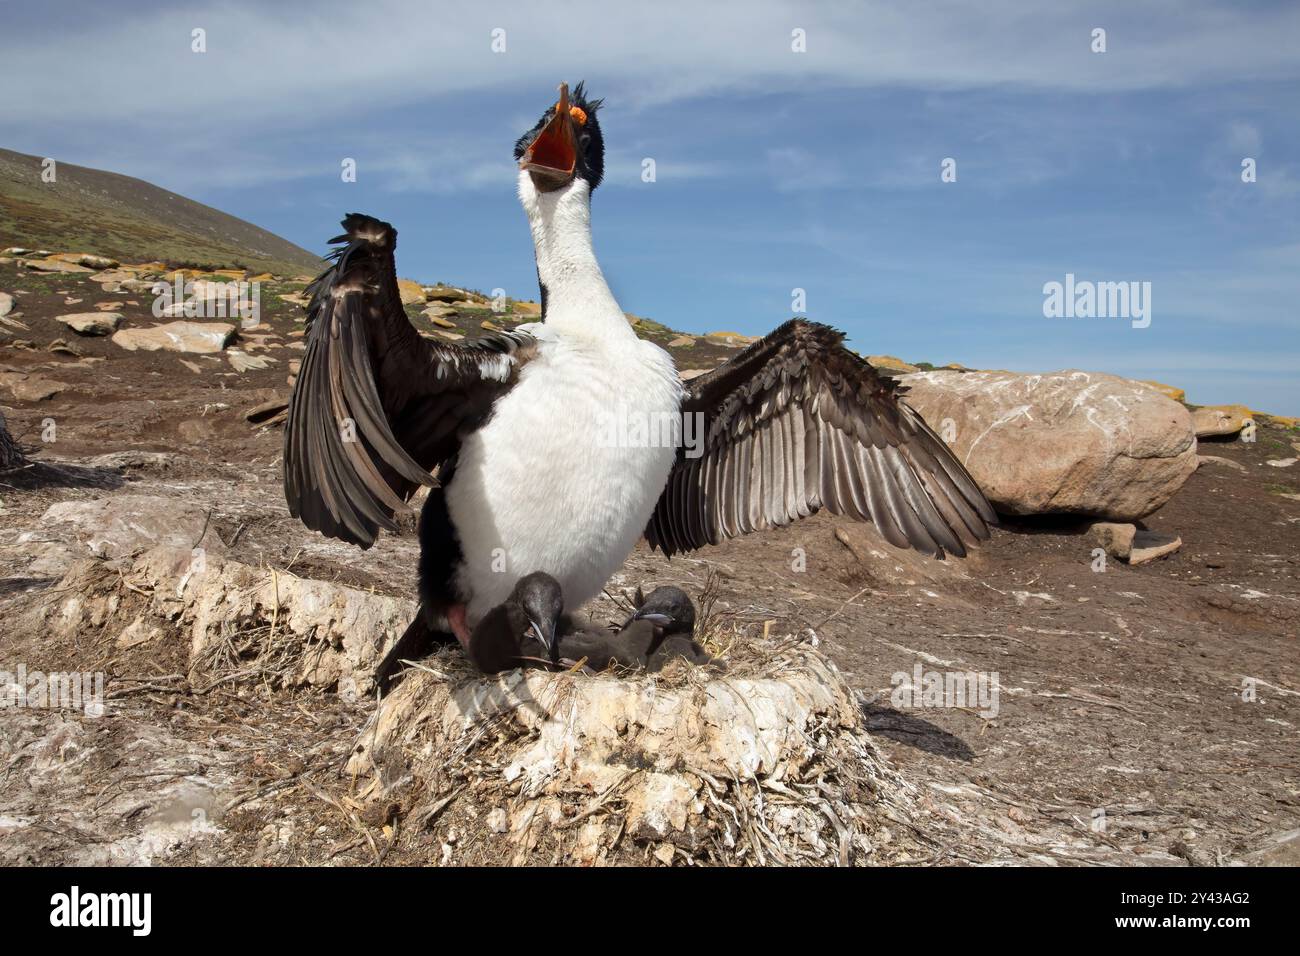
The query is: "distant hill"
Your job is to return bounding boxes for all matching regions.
[0,148,322,276]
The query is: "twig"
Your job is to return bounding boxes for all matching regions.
[555,770,637,829]
[812,586,873,631]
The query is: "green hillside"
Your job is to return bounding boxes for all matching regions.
[0,147,322,276]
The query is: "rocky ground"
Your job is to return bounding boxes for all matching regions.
[1,256,1298,866]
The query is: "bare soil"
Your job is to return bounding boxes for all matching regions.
[2,260,1298,866]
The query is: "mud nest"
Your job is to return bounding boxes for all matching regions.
[346,632,930,866]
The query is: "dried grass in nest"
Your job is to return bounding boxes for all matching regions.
[189,616,319,692]
[346,627,935,866]
[52,547,409,697]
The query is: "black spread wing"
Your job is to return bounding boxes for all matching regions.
[646,320,996,558]
[284,213,536,548]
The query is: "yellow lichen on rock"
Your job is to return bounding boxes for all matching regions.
[1137,380,1186,403]
[866,355,920,374]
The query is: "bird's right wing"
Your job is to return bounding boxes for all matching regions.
[284,213,538,548]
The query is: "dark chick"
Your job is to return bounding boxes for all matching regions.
[470,578,720,675]
[469,571,642,674]
[623,585,695,634]
[468,572,564,674]
[548,623,653,671]
[550,585,698,671]
[623,586,723,672]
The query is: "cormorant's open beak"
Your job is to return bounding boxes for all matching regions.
[520,82,577,192]
[527,617,557,659]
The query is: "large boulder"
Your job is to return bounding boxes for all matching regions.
[396,279,426,306]
[866,355,921,374]
[422,302,458,321]
[50,252,119,270]
[898,369,1197,520]
[57,312,122,335]
[90,269,138,285]
[424,285,469,303]
[112,320,235,354]
[37,495,227,560]
[21,257,94,274]
[1191,404,1252,438]
[0,371,64,402]
[704,330,758,348]
[1137,380,1185,402]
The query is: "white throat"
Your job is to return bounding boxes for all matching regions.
[517,171,632,339]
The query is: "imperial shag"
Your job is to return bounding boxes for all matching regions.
[282,83,996,682]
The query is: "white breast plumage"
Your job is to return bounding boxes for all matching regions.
[446,325,682,622]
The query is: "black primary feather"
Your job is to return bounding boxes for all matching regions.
[283,213,539,549]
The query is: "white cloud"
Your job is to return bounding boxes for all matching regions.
[602,152,730,187]
[3,0,1298,131]
[764,147,846,191]
[1226,121,1262,154]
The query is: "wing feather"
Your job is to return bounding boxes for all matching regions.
[284,213,536,548]
[645,319,995,558]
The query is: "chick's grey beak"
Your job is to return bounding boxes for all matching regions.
[527,617,556,655]
[627,610,673,628]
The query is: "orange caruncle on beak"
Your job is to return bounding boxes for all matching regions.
[520,82,578,191]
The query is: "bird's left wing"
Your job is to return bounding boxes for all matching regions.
[645,319,996,558]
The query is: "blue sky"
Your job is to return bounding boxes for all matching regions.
[3,1,1297,412]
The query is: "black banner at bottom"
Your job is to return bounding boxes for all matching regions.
[0,864,1275,942]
